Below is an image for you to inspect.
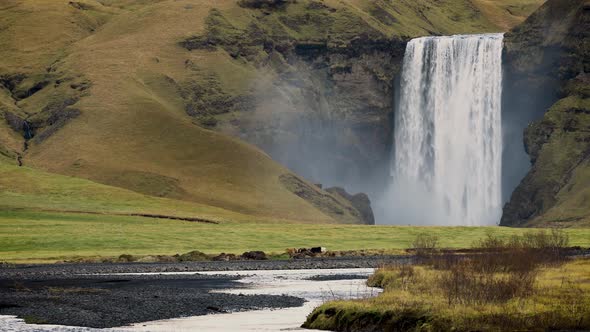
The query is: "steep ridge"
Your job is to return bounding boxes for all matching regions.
[501,0,590,227]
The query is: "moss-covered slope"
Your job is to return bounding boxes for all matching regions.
[501,0,590,227]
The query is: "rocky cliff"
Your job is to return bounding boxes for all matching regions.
[178,0,538,194]
[501,0,590,227]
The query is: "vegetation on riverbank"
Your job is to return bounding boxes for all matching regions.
[304,232,590,331]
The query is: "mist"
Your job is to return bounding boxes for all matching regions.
[500,56,562,204]
[225,55,394,201]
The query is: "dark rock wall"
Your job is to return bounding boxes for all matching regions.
[501,0,590,226]
[241,38,404,195]
[325,186,375,225]
[179,5,406,202]
[278,174,372,224]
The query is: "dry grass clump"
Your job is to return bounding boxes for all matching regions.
[304,230,590,331]
[368,263,417,291]
[428,230,570,305]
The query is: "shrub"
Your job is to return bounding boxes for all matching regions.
[510,228,570,251]
[177,250,209,262]
[469,229,570,273]
[238,0,292,9]
[199,116,218,128]
[117,254,135,262]
[423,230,571,306]
[411,233,439,257]
[437,258,537,305]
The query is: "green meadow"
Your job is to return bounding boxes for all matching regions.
[2,209,590,263]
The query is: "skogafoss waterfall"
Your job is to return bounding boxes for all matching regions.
[388,34,503,226]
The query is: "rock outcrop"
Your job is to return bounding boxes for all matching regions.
[279,174,373,224]
[501,0,590,227]
[325,187,375,225]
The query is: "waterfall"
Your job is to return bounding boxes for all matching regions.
[388,34,503,226]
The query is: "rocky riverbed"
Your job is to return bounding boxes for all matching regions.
[0,256,403,329]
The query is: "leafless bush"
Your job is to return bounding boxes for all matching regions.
[438,258,537,305]
[411,233,439,257]
[432,230,570,306]
[522,228,569,249]
[407,230,574,306]
[475,229,569,252]
[471,230,569,271]
[395,264,416,291]
[474,232,506,249]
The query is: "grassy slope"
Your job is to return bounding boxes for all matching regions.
[471,0,545,30]
[0,159,257,222]
[0,0,354,224]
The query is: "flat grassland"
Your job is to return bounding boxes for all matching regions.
[2,209,590,263]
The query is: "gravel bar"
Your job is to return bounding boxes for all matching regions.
[0,256,409,328]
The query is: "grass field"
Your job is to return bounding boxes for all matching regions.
[4,150,588,264]
[2,209,590,263]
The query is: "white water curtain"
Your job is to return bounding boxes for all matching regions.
[389,34,503,226]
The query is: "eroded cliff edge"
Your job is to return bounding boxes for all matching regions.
[501,0,590,227]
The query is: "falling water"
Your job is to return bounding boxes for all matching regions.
[388,34,503,226]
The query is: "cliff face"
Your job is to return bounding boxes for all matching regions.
[179,0,535,194]
[501,0,590,227]
[230,38,405,193]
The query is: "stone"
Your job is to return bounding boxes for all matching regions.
[241,251,267,260]
[310,247,326,254]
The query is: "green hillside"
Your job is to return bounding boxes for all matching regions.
[0,0,543,224]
